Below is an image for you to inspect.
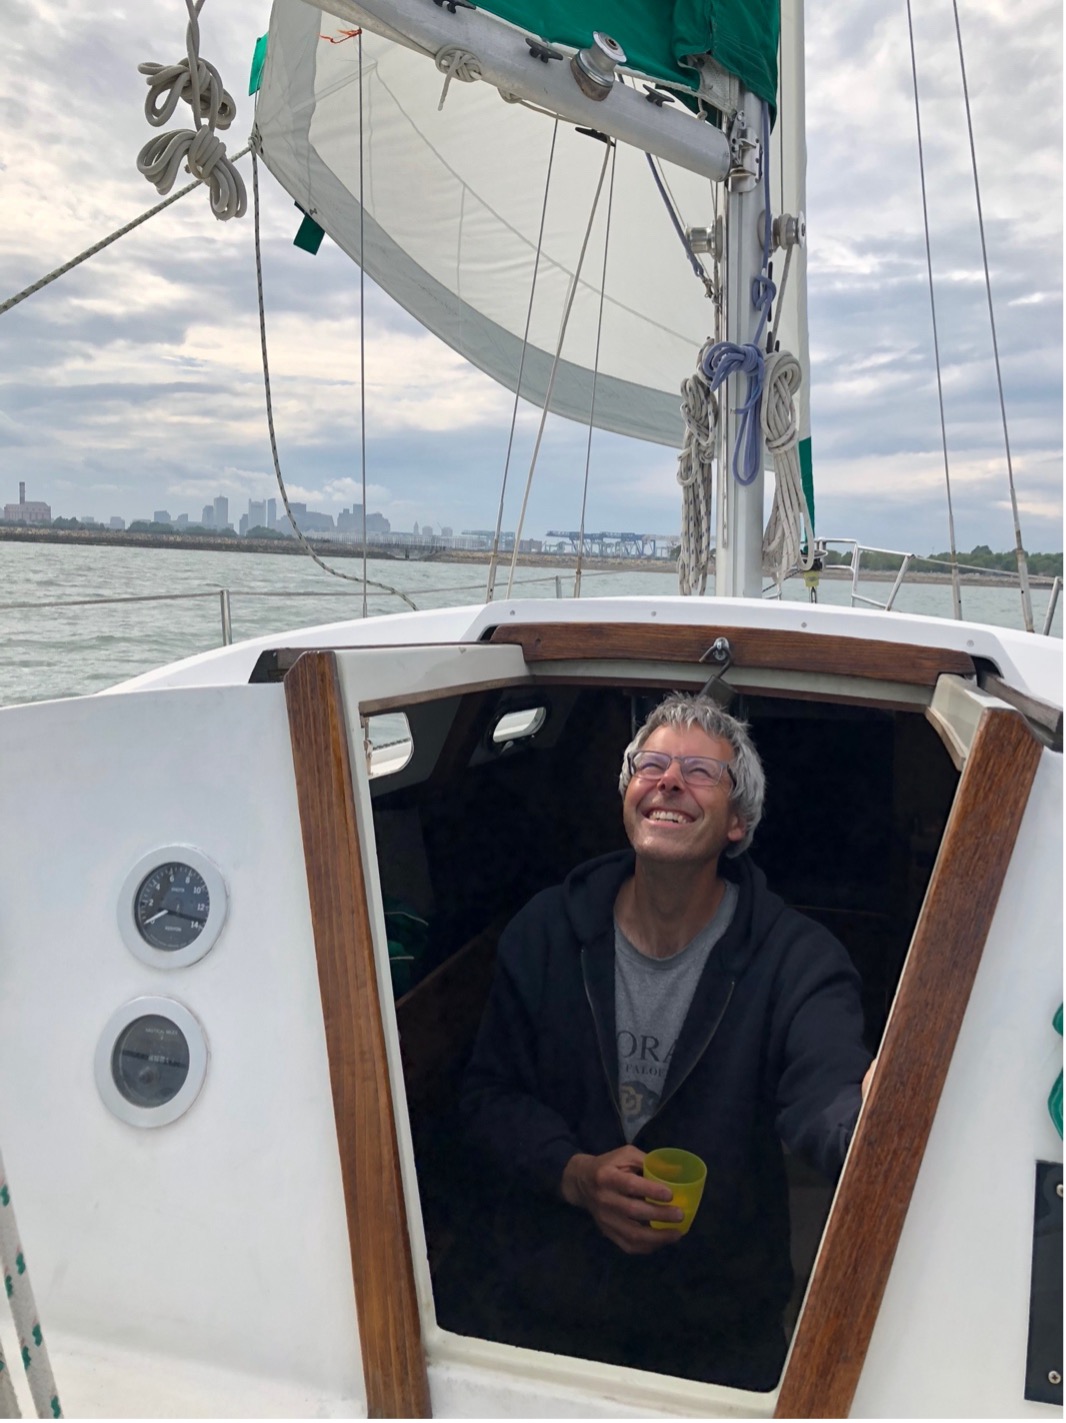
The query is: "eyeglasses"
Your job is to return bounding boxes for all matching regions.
[627,750,736,789]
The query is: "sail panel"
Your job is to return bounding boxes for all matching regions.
[258,1,738,447]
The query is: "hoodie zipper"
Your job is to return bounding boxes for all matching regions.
[582,972,627,1136]
[583,954,736,1139]
[640,978,735,1132]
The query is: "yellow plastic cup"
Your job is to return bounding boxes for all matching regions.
[643,1148,707,1235]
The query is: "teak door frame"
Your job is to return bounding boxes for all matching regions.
[774,699,1041,1416]
[286,651,431,1419]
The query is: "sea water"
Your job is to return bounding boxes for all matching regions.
[0,540,1060,708]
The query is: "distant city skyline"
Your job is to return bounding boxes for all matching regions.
[1,481,691,552]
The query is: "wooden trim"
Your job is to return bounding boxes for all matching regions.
[979,670,1063,750]
[774,706,1042,1418]
[285,651,432,1419]
[488,622,975,686]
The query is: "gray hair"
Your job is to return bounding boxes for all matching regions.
[618,694,765,856]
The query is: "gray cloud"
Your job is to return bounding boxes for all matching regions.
[0,0,1060,556]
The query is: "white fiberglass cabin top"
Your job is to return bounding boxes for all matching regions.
[0,597,1061,1418]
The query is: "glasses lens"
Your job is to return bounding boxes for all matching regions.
[632,751,670,778]
[680,757,721,785]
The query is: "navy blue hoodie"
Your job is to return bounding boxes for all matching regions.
[461,849,870,1360]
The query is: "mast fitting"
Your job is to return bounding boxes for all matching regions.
[571,33,626,100]
[525,37,563,63]
[772,212,806,252]
[726,110,760,192]
[687,220,723,261]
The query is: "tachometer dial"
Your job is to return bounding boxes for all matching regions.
[134,862,210,950]
[118,847,227,968]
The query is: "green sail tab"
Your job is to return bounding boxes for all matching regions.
[293,213,325,255]
[249,33,268,96]
[1050,1004,1063,1139]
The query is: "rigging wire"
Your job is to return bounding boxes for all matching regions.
[904,0,963,622]
[574,139,617,598]
[249,149,416,609]
[950,0,1034,633]
[505,135,614,596]
[0,146,252,319]
[644,154,712,290]
[485,120,560,601]
[358,29,368,618]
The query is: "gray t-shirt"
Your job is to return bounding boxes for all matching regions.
[615,883,738,1143]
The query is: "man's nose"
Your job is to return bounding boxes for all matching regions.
[656,758,686,788]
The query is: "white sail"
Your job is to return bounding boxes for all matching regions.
[255,0,803,450]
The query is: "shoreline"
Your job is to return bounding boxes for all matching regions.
[0,525,1057,587]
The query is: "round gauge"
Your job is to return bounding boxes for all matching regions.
[95,997,208,1128]
[118,847,227,969]
[112,1013,190,1107]
[134,863,210,951]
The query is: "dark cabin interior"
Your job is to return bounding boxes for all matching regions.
[367,680,960,1378]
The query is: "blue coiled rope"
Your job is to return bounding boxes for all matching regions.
[701,106,776,487]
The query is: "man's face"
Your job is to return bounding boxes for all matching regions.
[622,724,746,867]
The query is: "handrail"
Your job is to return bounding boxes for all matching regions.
[814,538,1059,630]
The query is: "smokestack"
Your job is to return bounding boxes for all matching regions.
[19,481,25,504]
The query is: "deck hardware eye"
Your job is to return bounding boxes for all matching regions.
[698,636,733,694]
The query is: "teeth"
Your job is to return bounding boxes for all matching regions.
[648,810,689,824]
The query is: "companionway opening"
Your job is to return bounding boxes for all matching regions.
[367,680,960,1392]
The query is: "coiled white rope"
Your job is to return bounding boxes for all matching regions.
[761,350,814,586]
[676,344,812,595]
[136,0,246,221]
[435,46,482,110]
[0,1151,61,1418]
[676,338,718,596]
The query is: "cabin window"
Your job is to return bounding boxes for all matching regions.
[370,682,960,1390]
[365,711,413,778]
[491,704,547,746]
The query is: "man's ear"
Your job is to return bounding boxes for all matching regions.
[726,815,746,844]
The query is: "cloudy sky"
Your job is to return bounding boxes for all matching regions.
[0,0,1061,554]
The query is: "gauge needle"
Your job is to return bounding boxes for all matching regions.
[144,910,169,924]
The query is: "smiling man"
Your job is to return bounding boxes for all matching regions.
[461,694,872,1391]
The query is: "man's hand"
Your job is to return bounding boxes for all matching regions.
[560,1146,684,1255]
[861,1057,877,1102]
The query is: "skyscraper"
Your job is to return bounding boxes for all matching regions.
[266,497,277,530]
[213,496,229,531]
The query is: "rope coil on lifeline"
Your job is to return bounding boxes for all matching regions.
[676,338,718,596]
[0,1152,61,1418]
[761,351,814,585]
[136,0,246,220]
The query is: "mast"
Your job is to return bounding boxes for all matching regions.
[714,90,770,600]
[715,0,808,600]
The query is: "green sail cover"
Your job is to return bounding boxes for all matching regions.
[475,1,779,110]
